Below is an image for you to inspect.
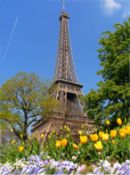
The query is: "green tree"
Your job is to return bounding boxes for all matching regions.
[0,72,57,140]
[83,18,130,126]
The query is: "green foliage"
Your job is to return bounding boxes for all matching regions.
[0,136,41,163]
[83,18,130,125]
[0,72,57,140]
[98,20,130,83]
[41,95,59,119]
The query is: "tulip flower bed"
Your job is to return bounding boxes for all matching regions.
[44,123,130,164]
[0,119,130,175]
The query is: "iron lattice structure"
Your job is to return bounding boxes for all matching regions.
[51,11,84,117]
[32,10,95,136]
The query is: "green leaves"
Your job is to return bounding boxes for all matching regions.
[98,18,130,84]
[0,72,53,141]
[83,18,130,126]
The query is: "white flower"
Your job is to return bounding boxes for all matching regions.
[113,162,121,170]
[102,160,111,169]
[125,160,130,165]
[72,156,77,161]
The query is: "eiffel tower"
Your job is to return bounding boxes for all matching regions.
[32,6,94,136]
[51,10,83,118]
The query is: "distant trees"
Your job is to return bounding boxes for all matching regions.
[83,18,130,125]
[0,72,57,140]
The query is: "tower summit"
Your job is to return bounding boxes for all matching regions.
[55,11,79,84]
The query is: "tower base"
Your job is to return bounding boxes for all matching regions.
[32,114,95,140]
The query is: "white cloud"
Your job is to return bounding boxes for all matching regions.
[120,0,130,18]
[101,0,122,15]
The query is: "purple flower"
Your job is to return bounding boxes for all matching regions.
[126,168,130,175]
[54,169,64,175]
[31,167,40,174]
[93,167,100,174]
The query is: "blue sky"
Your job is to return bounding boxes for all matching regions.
[0,0,129,93]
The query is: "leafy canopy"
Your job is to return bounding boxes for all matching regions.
[83,18,130,125]
[0,72,57,140]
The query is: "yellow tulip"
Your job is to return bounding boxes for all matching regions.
[110,130,117,138]
[20,134,23,139]
[55,140,61,148]
[52,130,56,134]
[105,120,110,126]
[116,118,122,126]
[48,134,52,139]
[18,145,24,152]
[119,129,126,138]
[41,133,44,138]
[11,140,16,145]
[90,134,98,142]
[73,143,79,150]
[112,140,116,144]
[80,135,88,144]
[60,139,68,147]
[78,130,83,135]
[94,141,103,151]
[125,125,130,135]
[10,129,13,132]
[102,133,109,141]
[64,125,70,132]
[66,127,70,132]
[98,131,104,138]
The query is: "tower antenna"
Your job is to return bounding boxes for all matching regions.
[62,0,65,11]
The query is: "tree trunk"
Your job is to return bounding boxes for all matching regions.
[23,111,28,141]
